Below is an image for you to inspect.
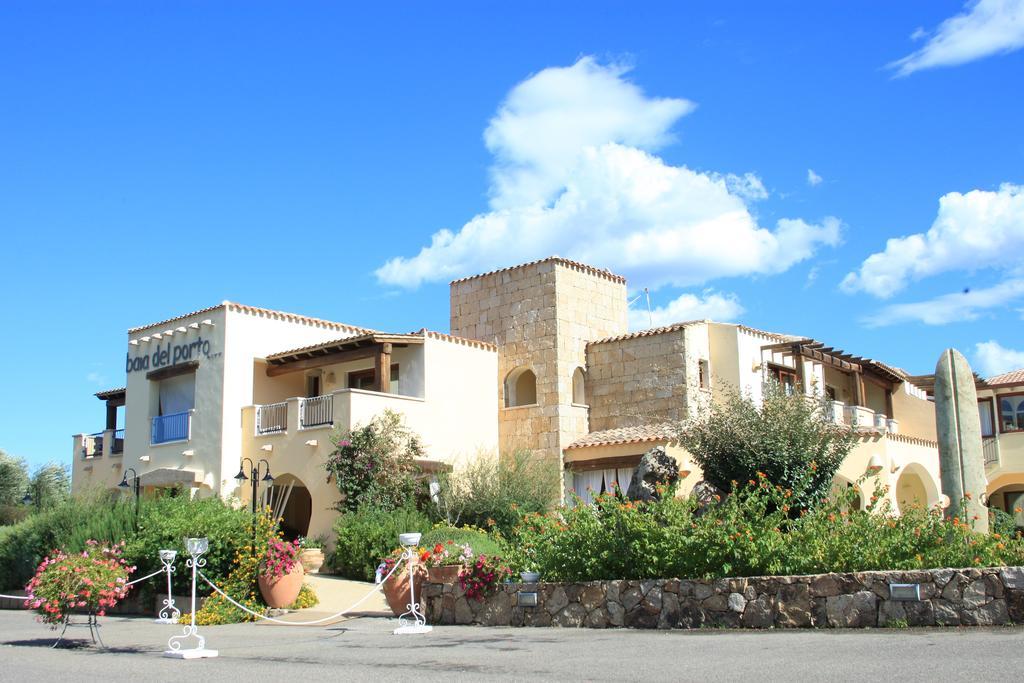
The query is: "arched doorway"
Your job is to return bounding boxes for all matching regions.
[267,474,312,540]
[895,464,937,514]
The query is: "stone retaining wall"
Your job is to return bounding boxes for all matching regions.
[424,566,1024,629]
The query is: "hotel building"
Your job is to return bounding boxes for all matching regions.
[71,257,1024,541]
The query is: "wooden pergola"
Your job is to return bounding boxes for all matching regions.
[761,339,906,415]
[94,387,126,432]
[264,332,424,393]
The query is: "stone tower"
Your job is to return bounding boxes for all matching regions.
[449,257,629,461]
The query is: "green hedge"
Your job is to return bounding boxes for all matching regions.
[420,526,503,558]
[329,507,431,582]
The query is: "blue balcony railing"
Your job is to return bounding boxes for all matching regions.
[151,411,191,445]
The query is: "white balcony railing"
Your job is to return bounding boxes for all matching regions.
[256,402,288,434]
[983,437,1000,468]
[300,395,334,429]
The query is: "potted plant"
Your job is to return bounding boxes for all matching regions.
[24,540,134,627]
[379,547,427,616]
[257,538,304,609]
[424,541,473,584]
[297,535,327,574]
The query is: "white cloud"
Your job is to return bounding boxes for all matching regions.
[888,0,1024,77]
[85,371,106,386]
[841,183,1024,298]
[862,278,1024,327]
[376,58,842,289]
[629,290,744,330]
[910,26,929,41]
[974,340,1024,376]
[807,169,823,187]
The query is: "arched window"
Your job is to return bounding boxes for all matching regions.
[572,367,586,405]
[1000,396,1024,432]
[504,367,537,407]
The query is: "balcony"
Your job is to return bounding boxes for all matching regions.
[151,410,192,445]
[983,437,1000,468]
[256,402,288,435]
[78,428,126,459]
[300,395,334,429]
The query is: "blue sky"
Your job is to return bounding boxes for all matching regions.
[2,1,1023,468]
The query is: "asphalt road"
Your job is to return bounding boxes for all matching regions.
[0,610,1022,682]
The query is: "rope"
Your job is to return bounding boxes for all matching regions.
[196,557,407,626]
[0,593,26,601]
[126,568,166,586]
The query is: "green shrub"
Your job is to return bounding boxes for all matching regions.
[326,410,423,513]
[124,495,253,595]
[0,495,135,590]
[676,382,856,511]
[329,506,430,581]
[518,475,1024,582]
[420,526,503,559]
[991,508,1022,539]
[430,450,559,537]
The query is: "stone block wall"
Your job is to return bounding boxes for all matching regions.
[449,258,627,460]
[424,566,1024,629]
[586,324,707,433]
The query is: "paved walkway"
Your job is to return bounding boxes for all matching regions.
[258,573,391,625]
[0,610,1022,681]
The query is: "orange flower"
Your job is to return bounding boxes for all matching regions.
[433,544,444,554]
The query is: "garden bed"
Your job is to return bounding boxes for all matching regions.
[424,565,1024,629]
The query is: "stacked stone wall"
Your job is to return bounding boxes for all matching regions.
[424,566,1024,629]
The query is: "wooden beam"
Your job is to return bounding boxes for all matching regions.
[563,454,644,471]
[105,403,118,431]
[375,343,392,393]
[885,389,894,420]
[266,346,378,377]
[853,373,865,407]
[146,360,199,382]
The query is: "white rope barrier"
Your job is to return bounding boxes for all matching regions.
[196,557,407,627]
[126,568,166,586]
[0,593,26,601]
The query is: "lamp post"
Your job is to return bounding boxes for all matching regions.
[164,537,217,659]
[118,467,141,528]
[234,458,274,514]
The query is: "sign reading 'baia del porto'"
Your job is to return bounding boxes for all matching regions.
[126,336,212,373]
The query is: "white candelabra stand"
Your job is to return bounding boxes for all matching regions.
[155,549,181,624]
[393,532,432,635]
[164,538,218,659]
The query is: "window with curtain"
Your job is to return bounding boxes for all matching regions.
[158,373,195,416]
[572,466,637,504]
[978,399,995,438]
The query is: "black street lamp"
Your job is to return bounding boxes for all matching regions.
[119,467,141,528]
[234,458,274,514]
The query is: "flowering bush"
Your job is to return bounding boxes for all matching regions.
[515,473,1024,582]
[422,541,474,568]
[458,554,511,600]
[261,538,301,581]
[24,540,135,625]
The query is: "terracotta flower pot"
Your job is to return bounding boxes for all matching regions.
[299,549,325,574]
[258,563,305,609]
[427,565,462,584]
[382,563,426,617]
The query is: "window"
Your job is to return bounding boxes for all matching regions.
[571,466,636,505]
[306,373,321,398]
[825,386,837,401]
[158,373,195,415]
[347,365,399,391]
[770,366,798,396]
[572,367,586,405]
[1000,394,1024,433]
[504,366,537,407]
[978,398,995,438]
[698,359,710,390]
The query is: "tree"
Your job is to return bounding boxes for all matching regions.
[27,462,71,510]
[325,410,423,512]
[676,381,856,511]
[0,450,30,507]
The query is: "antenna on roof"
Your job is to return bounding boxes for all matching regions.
[644,288,653,328]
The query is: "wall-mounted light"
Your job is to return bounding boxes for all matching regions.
[939,494,951,510]
[889,456,902,474]
[866,454,884,475]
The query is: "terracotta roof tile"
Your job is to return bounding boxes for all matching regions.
[987,368,1024,386]
[587,321,704,346]
[566,423,677,450]
[449,256,627,286]
[128,302,371,335]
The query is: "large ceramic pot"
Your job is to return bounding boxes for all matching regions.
[299,548,325,574]
[258,564,305,609]
[382,563,426,616]
[427,565,462,584]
